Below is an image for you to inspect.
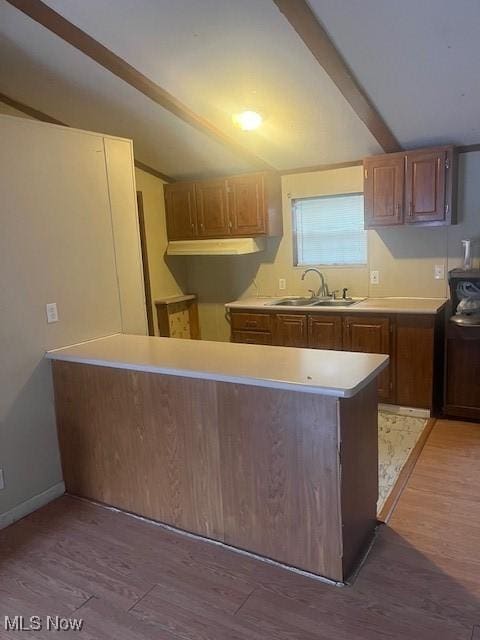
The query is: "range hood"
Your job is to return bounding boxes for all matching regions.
[166,237,266,256]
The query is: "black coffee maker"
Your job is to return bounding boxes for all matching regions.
[448,268,480,326]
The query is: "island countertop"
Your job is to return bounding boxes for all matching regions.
[225,296,448,314]
[46,333,388,398]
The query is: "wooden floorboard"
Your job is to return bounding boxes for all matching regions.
[0,418,479,639]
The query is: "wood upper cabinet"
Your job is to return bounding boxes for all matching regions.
[363,145,456,228]
[308,315,343,350]
[164,172,282,241]
[274,314,308,348]
[164,182,197,239]
[195,180,229,237]
[364,155,404,227]
[405,148,449,224]
[343,316,393,402]
[227,174,265,235]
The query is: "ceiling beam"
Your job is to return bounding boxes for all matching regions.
[457,143,480,154]
[0,91,175,182]
[272,0,401,154]
[0,90,66,125]
[6,0,274,172]
[132,160,174,183]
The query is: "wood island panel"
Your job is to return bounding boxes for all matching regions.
[51,360,379,583]
[52,361,224,540]
[217,383,342,580]
[338,380,378,574]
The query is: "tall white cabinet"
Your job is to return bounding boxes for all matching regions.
[0,115,146,525]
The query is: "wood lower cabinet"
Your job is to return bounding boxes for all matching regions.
[308,315,343,350]
[445,324,480,420]
[274,314,308,347]
[343,316,393,403]
[231,312,272,333]
[164,171,282,240]
[363,145,456,228]
[395,315,436,409]
[230,308,443,410]
[232,330,272,345]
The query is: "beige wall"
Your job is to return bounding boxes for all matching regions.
[187,154,480,341]
[134,168,188,334]
[0,115,146,523]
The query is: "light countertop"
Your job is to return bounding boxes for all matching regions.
[46,333,388,399]
[225,296,448,314]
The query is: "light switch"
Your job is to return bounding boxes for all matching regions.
[370,270,380,285]
[279,278,286,291]
[46,302,59,323]
[434,264,445,280]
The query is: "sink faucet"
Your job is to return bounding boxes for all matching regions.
[301,268,327,298]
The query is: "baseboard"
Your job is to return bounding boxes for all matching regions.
[0,482,65,530]
[379,404,430,419]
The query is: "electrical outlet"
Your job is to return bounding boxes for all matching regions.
[0,469,4,491]
[279,278,286,290]
[434,264,445,280]
[370,270,380,285]
[46,302,59,323]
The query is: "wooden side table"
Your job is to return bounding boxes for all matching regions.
[155,295,200,339]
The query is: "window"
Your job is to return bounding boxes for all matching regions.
[292,193,366,266]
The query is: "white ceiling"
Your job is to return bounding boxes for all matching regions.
[1,0,478,179]
[308,0,480,149]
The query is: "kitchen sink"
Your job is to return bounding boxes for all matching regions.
[271,297,318,306]
[271,297,362,307]
[312,299,359,307]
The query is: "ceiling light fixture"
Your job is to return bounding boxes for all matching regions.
[232,110,263,131]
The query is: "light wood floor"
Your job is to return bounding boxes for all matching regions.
[0,419,479,639]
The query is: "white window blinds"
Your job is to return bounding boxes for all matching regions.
[293,193,366,266]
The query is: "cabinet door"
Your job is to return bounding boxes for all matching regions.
[343,316,393,402]
[231,331,273,345]
[231,312,272,332]
[227,174,266,235]
[195,180,230,237]
[445,325,480,420]
[274,314,308,348]
[396,315,435,409]
[364,155,404,227]
[164,182,197,240]
[405,148,447,223]
[308,315,343,350]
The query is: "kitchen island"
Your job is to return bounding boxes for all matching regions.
[47,333,388,583]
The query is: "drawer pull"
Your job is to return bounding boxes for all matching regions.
[245,321,258,328]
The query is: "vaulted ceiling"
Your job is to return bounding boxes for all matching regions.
[1,0,478,180]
